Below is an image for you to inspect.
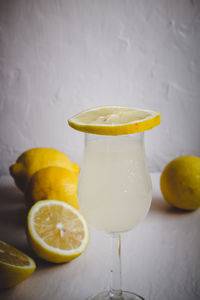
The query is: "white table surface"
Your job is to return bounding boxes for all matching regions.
[0,173,199,300]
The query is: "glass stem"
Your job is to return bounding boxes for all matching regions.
[109,233,122,299]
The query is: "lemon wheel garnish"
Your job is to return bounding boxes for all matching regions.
[68,106,161,135]
[27,200,89,263]
[0,240,36,288]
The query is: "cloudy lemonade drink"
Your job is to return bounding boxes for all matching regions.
[68,106,160,300]
[78,135,152,233]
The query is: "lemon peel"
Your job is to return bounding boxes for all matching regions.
[25,166,79,209]
[160,156,200,210]
[10,148,79,192]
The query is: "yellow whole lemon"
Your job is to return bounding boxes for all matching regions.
[160,156,200,210]
[9,148,79,192]
[25,166,79,209]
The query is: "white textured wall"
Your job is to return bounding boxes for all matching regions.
[0,0,200,175]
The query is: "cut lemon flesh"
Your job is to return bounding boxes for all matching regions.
[0,240,36,288]
[68,106,161,135]
[27,200,89,263]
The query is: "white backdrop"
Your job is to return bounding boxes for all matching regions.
[0,0,200,175]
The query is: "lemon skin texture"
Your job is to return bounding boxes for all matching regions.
[25,166,79,209]
[160,156,200,210]
[9,148,79,192]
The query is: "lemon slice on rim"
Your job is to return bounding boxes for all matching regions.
[0,240,36,288]
[68,106,161,135]
[27,200,89,263]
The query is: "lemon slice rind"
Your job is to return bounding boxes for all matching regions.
[68,106,161,135]
[0,240,36,288]
[0,256,36,269]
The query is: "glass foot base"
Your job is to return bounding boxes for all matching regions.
[88,290,145,300]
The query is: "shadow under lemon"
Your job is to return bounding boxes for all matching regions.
[149,195,198,216]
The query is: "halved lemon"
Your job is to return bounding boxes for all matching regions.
[68,106,161,135]
[27,200,89,263]
[0,240,36,288]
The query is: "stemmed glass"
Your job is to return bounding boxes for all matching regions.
[68,106,160,300]
[78,132,152,300]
